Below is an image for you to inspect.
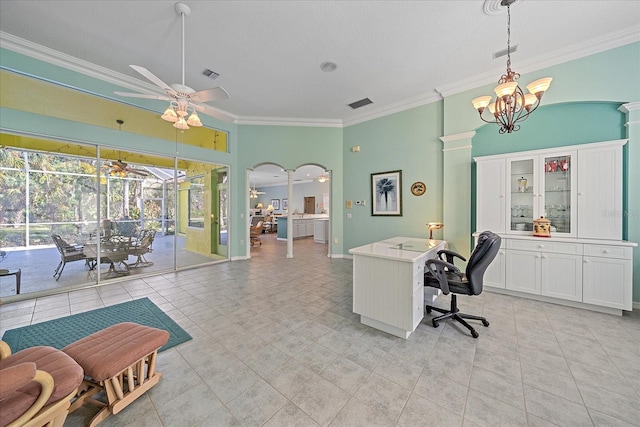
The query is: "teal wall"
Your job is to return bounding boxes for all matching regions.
[237,125,343,254]
[473,102,626,157]
[343,102,444,249]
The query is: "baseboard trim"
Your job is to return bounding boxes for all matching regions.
[484,287,627,316]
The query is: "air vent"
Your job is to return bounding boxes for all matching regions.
[493,45,518,59]
[348,98,373,109]
[202,69,220,79]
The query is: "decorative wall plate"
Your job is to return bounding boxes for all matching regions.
[411,181,426,196]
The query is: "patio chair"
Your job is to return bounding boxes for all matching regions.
[126,229,156,268]
[52,234,86,280]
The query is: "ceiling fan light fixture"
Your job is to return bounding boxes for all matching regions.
[173,117,190,130]
[161,106,179,122]
[186,111,203,127]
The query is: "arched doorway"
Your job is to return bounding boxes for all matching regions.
[247,164,331,259]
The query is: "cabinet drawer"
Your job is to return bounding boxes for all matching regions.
[583,244,632,260]
[506,239,582,255]
[412,287,424,329]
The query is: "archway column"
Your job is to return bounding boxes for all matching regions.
[286,169,294,258]
[619,101,640,307]
[440,131,475,259]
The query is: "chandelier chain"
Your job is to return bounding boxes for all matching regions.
[506,4,511,71]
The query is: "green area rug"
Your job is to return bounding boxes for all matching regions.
[2,297,191,353]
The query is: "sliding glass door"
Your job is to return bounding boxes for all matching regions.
[0,138,230,300]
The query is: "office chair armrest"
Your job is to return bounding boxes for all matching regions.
[437,249,466,265]
[425,259,461,295]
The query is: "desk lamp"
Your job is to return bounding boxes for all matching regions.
[427,222,444,239]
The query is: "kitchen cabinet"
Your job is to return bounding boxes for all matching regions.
[314,219,329,243]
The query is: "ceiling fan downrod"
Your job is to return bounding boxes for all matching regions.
[175,2,191,87]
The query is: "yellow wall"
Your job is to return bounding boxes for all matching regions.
[0,70,228,152]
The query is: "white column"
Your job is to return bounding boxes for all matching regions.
[619,101,640,307]
[286,170,294,258]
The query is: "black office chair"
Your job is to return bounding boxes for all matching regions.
[424,231,501,338]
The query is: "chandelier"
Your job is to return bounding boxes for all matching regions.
[472,0,552,134]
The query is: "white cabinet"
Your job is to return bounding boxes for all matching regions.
[541,253,583,302]
[484,246,506,289]
[314,219,329,243]
[482,234,635,313]
[475,139,625,239]
[583,244,633,310]
[476,158,506,233]
[350,238,445,339]
[506,249,541,295]
[305,220,315,236]
[577,145,623,240]
[292,219,315,238]
[505,239,583,301]
[506,149,577,237]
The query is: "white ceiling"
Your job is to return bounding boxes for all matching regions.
[1,1,638,186]
[1,0,639,127]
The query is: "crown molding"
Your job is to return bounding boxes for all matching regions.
[436,27,640,98]
[342,91,443,127]
[3,27,638,128]
[0,31,238,124]
[234,116,342,128]
[619,101,640,113]
[440,131,476,144]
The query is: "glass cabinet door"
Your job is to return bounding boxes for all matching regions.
[543,154,573,234]
[509,158,535,232]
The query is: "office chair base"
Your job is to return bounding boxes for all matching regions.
[425,295,489,338]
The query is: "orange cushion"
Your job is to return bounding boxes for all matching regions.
[0,347,83,427]
[62,322,169,381]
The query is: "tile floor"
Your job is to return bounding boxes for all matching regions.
[1,234,639,426]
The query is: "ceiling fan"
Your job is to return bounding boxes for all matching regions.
[249,179,266,198]
[104,159,148,177]
[114,2,229,129]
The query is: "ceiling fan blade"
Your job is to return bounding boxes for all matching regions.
[114,91,172,102]
[190,87,230,103]
[195,103,236,123]
[129,65,177,96]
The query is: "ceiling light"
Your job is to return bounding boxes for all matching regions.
[317,174,329,183]
[472,0,552,134]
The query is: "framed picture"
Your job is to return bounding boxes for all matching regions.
[371,170,402,216]
[270,199,280,210]
[282,198,288,210]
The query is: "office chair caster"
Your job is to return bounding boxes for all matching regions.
[482,319,490,327]
[471,329,479,338]
[432,319,439,328]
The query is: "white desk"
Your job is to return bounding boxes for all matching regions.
[349,237,446,339]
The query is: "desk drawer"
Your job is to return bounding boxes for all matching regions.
[583,244,632,259]
[506,239,582,255]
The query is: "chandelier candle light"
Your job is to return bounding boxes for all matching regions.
[472,0,552,134]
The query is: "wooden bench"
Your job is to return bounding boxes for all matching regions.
[63,322,169,427]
